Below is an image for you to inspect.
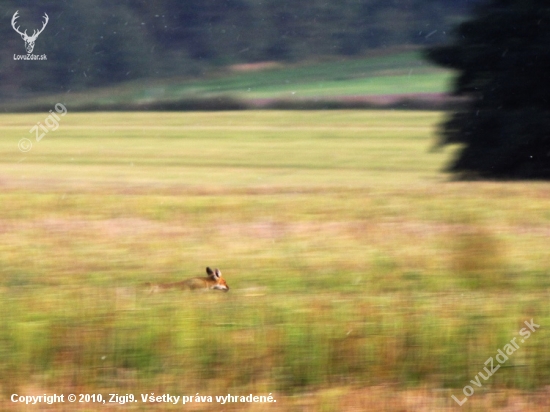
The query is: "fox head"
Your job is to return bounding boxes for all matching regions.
[206,267,229,291]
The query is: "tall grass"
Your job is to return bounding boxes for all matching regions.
[0,111,549,410]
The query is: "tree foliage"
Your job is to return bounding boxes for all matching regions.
[1,0,474,96]
[426,0,550,179]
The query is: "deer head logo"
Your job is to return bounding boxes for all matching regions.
[11,10,49,54]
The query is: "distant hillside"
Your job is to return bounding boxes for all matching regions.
[1,49,460,112]
[1,0,478,99]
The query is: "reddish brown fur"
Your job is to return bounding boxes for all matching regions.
[146,267,229,293]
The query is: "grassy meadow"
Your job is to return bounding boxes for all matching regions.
[0,111,549,410]
[4,50,453,111]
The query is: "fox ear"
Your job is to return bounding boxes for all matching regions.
[214,268,222,278]
[206,267,214,276]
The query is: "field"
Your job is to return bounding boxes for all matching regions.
[139,50,452,100]
[0,111,549,411]
[4,49,453,111]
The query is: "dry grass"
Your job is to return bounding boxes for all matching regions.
[0,111,549,410]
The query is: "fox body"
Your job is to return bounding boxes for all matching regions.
[146,267,229,293]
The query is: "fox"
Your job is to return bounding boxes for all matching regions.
[145,267,229,293]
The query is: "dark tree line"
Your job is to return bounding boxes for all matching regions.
[426,0,550,179]
[1,0,475,96]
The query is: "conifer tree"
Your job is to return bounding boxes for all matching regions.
[426,0,550,178]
